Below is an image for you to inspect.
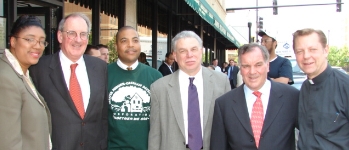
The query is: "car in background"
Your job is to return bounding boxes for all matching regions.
[332,66,347,74]
[289,58,307,90]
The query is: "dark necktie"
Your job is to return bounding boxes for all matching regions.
[69,64,85,119]
[188,77,202,150]
[229,66,234,79]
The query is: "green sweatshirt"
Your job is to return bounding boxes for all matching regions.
[107,62,162,150]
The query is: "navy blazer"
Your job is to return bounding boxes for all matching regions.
[30,52,108,150]
[210,81,299,150]
[158,62,173,76]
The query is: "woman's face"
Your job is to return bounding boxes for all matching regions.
[10,26,46,70]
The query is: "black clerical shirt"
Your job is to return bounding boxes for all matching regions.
[298,65,349,150]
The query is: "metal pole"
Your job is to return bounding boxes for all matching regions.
[227,2,344,11]
[248,22,252,43]
[254,0,259,43]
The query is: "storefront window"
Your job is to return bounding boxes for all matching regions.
[0,0,3,16]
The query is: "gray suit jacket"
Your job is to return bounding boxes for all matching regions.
[30,52,108,150]
[210,81,299,150]
[0,53,51,150]
[148,67,231,150]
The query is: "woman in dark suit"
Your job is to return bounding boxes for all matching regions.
[0,15,51,150]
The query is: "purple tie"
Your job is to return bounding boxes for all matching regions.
[188,77,202,150]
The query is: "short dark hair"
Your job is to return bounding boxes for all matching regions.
[115,26,138,42]
[85,44,99,54]
[165,52,173,58]
[96,44,108,49]
[10,15,44,37]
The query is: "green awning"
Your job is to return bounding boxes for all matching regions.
[185,0,240,48]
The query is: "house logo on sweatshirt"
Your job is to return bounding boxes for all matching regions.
[108,81,150,121]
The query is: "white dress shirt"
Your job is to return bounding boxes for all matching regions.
[178,67,204,144]
[244,80,271,119]
[117,59,139,70]
[214,66,221,72]
[59,51,90,111]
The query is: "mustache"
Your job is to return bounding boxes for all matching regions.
[125,49,137,53]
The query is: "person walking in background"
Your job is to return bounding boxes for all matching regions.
[210,43,299,150]
[97,44,110,63]
[221,62,228,73]
[0,15,51,150]
[212,58,221,72]
[148,30,230,150]
[226,59,239,89]
[258,30,293,84]
[30,13,108,150]
[85,44,101,58]
[158,52,175,76]
[138,52,150,66]
[108,26,162,150]
[293,28,349,150]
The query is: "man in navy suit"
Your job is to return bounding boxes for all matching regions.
[210,43,299,150]
[30,13,108,150]
[158,52,175,76]
[226,59,239,89]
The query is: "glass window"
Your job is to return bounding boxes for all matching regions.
[0,0,3,16]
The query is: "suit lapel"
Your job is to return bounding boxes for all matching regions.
[168,71,186,137]
[262,81,284,134]
[202,68,214,130]
[48,53,80,117]
[84,56,98,118]
[231,86,254,136]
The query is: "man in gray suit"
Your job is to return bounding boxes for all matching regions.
[210,43,299,150]
[148,31,230,150]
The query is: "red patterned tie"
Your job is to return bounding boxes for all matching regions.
[251,91,264,148]
[69,64,85,119]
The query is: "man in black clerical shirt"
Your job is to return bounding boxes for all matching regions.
[293,28,349,150]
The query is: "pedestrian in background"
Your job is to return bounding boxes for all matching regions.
[158,51,175,76]
[259,30,293,84]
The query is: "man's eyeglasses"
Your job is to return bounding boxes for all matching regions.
[62,31,89,40]
[14,37,49,47]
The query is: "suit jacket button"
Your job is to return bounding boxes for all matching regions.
[80,142,84,146]
[250,139,254,142]
[82,122,85,126]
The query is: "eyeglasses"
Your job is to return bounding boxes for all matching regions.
[14,37,49,47]
[62,31,89,40]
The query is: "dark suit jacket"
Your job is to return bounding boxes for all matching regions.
[225,66,239,88]
[210,81,299,150]
[158,62,173,76]
[30,52,108,150]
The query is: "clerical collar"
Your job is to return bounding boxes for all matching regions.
[308,65,332,85]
